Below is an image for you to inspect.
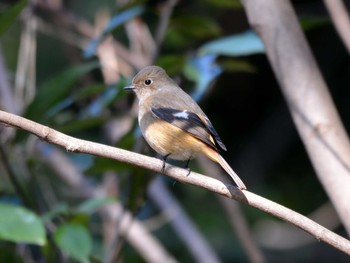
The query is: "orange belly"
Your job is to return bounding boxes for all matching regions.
[142,119,206,160]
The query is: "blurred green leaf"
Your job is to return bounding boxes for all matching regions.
[54,223,92,263]
[219,58,257,73]
[204,0,242,8]
[59,116,106,133]
[73,84,106,101]
[126,171,152,213]
[85,157,132,175]
[0,203,46,245]
[0,0,27,36]
[70,214,90,227]
[41,203,70,222]
[156,55,186,75]
[300,16,330,31]
[171,15,221,39]
[77,197,116,214]
[25,62,100,121]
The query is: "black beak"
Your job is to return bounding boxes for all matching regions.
[124,85,135,90]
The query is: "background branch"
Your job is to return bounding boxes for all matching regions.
[1,110,350,256]
[323,0,350,54]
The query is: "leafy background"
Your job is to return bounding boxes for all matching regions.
[0,0,350,262]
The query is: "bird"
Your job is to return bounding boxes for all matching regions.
[124,65,246,190]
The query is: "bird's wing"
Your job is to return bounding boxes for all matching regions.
[151,106,227,151]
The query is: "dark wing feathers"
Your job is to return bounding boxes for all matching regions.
[151,107,226,151]
[199,115,227,151]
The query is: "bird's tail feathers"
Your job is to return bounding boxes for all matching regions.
[204,148,247,190]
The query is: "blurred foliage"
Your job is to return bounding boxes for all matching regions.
[0,0,26,36]
[0,0,350,263]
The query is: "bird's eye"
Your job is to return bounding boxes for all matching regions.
[144,79,152,85]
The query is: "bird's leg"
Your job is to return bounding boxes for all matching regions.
[185,158,192,176]
[161,153,170,173]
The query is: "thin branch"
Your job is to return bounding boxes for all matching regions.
[15,13,37,108]
[0,48,19,115]
[153,0,179,59]
[323,0,350,54]
[1,110,350,255]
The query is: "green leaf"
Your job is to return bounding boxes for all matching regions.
[54,223,92,263]
[171,15,221,39]
[85,157,132,175]
[0,203,46,245]
[76,197,116,214]
[58,116,107,133]
[204,0,242,8]
[73,84,106,101]
[156,55,186,75]
[41,203,70,222]
[0,0,27,36]
[300,16,330,31]
[219,58,257,73]
[25,62,100,121]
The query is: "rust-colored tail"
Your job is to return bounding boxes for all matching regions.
[203,147,247,190]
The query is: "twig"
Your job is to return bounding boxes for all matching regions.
[242,0,350,234]
[15,13,37,108]
[323,0,350,54]
[0,48,19,115]
[153,0,179,59]
[1,110,350,255]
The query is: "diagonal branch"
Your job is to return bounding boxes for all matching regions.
[1,110,350,255]
[323,0,350,54]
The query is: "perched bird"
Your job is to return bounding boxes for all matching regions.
[124,65,246,190]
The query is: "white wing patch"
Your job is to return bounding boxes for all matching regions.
[173,110,189,119]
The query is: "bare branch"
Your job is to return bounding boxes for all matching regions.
[153,0,179,59]
[1,110,350,255]
[0,49,19,115]
[323,0,350,54]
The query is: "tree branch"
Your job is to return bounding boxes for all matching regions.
[1,110,350,255]
[323,0,350,54]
